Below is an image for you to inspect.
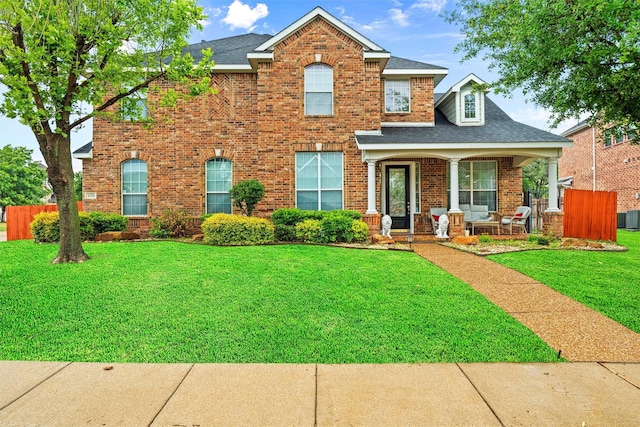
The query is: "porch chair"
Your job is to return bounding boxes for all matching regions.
[429,207,448,234]
[501,206,532,234]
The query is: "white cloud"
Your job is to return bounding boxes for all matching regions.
[222,0,269,31]
[411,0,448,13]
[389,8,409,27]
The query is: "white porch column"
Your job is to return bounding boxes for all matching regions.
[366,160,378,214]
[449,158,462,212]
[547,158,560,212]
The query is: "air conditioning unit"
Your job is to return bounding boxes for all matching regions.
[617,213,626,229]
[626,210,640,229]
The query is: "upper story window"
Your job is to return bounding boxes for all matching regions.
[463,93,477,120]
[304,64,333,116]
[121,90,148,121]
[122,159,148,216]
[385,80,410,113]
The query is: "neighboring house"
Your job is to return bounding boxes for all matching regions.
[559,121,640,213]
[74,7,570,236]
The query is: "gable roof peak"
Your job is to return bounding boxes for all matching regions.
[253,6,387,53]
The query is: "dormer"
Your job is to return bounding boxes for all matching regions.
[435,74,489,126]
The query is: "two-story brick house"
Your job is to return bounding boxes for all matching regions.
[74,7,571,236]
[559,121,640,213]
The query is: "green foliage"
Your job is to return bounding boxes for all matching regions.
[295,219,323,243]
[31,211,127,242]
[87,212,127,234]
[522,159,549,198]
[74,172,83,201]
[526,234,552,245]
[446,0,640,136]
[201,214,275,246]
[273,209,368,243]
[478,234,493,243]
[274,224,297,242]
[0,145,48,210]
[31,212,60,243]
[150,209,192,238]
[0,0,213,262]
[229,179,265,216]
[320,213,354,243]
[351,220,370,243]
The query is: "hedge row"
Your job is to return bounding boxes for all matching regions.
[201,213,274,245]
[272,208,368,244]
[30,211,128,243]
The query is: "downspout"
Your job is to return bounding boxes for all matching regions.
[592,126,596,191]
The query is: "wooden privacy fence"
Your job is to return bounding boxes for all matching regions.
[6,202,82,241]
[563,189,617,241]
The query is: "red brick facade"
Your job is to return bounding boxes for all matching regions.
[81,13,527,235]
[559,125,640,212]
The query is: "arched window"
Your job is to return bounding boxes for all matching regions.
[206,158,232,214]
[121,159,148,216]
[304,64,333,115]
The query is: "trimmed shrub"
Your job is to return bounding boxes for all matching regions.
[274,223,296,242]
[351,220,369,243]
[31,212,60,243]
[271,208,307,226]
[320,213,354,243]
[150,209,191,238]
[229,179,265,216]
[88,212,127,234]
[31,211,95,242]
[295,219,322,243]
[201,213,274,245]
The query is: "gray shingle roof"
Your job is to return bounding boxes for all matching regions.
[184,34,272,64]
[357,97,570,144]
[387,56,446,71]
[73,141,93,154]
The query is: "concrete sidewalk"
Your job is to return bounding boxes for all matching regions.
[1,361,639,426]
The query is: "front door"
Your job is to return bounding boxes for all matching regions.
[385,165,410,229]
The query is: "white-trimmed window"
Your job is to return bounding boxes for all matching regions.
[296,152,343,210]
[448,161,497,211]
[206,158,232,214]
[304,64,333,115]
[463,93,477,120]
[121,90,148,121]
[385,80,410,113]
[122,159,148,216]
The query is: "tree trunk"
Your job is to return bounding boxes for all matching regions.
[41,133,89,263]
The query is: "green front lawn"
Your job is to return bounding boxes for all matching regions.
[489,230,640,332]
[0,240,558,363]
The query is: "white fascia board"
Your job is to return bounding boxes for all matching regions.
[381,122,435,127]
[72,150,93,159]
[211,64,255,73]
[253,7,386,53]
[355,130,383,136]
[356,140,573,152]
[364,51,391,61]
[382,68,448,77]
[560,122,590,137]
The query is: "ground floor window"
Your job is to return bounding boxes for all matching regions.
[448,160,497,211]
[206,158,232,214]
[122,159,148,216]
[296,152,343,210]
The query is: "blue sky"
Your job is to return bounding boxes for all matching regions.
[1,0,580,170]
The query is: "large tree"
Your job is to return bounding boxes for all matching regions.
[0,145,48,222]
[446,0,640,137]
[0,0,212,263]
[522,159,548,199]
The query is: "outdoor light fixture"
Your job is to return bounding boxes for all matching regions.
[407,233,414,250]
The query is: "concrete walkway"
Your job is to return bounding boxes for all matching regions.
[412,244,640,362]
[1,361,639,426]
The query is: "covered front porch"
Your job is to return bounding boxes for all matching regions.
[357,148,566,239]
